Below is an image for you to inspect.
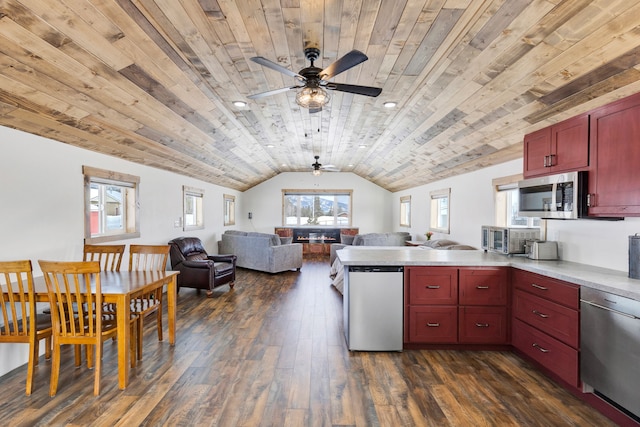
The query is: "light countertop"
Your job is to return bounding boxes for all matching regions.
[336,247,640,301]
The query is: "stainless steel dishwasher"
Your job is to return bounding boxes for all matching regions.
[580,287,640,420]
[344,266,404,351]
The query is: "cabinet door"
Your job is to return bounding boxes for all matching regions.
[459,267,508,306]
[550,114,589,173]
[407,267,458,305]
[512,318,579,387]
[523,127,551,177]
[512,289,578,348]
[408,306,458,343]
[459,306,508,344]
[512,269,579,309]
[589,93,640,216]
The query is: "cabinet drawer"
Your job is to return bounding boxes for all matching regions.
[459,306,508,344]
[408,306,457,343]
[512,269,579,309]
[512,319,579,387]
[459,268,508,306]
[513,289,578,348]
[407,267,458,305]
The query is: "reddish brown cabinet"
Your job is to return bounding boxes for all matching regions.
[523,115,589,178]
[405,267,509,345]
[511,269,580,387]
[588,92,640,216]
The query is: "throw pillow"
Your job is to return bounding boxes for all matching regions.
[280,236,293,245]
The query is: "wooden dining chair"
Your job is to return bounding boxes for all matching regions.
[128,244,170,361]
[38,260,136,396]
[0,260,52,396]
[83,244,125,272]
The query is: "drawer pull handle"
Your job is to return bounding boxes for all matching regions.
[426,323,440,327]
[532,310,549,318]
[426,285,441,289]
[475,323,489,327]
[531,283,548,290]
[532,343,549,353]
[476,286,490,289]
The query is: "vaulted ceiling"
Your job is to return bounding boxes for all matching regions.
[2,1,640,192]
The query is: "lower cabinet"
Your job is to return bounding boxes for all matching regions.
[511,269,580,387]
[405,266,509,345]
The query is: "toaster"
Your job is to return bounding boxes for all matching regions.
[528,241,558,260]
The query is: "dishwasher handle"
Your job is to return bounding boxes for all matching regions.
[581,299,640,320]
[349,266,404,273]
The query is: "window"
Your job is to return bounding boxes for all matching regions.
[429,188,450,234]
[400,195,411,227]
[283,189,352,226]
[493,174,542,228]
[224,194,235,226]
[83,166,140,243]
[183,186,204,231]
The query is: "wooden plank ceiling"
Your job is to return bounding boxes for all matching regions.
[2,0,640,192]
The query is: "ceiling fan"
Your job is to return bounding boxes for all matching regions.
[248,47,382,112]
[311,155,340,176]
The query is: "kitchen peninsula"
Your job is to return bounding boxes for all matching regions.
[337,247,640,300]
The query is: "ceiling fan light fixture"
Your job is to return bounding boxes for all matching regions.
[312,168,322,176]
[296,87,330,109]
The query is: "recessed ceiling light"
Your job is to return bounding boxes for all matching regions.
[233,100,247,107]
[383,102,397,108]
[265,144,275,148]
[358,144,367,149]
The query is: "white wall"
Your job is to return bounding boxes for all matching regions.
[242,171,393,233]
[0,125,241,376]
[392,159,640,273]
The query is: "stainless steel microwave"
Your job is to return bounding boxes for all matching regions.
[517,171,587,219]
[481,226,541,255]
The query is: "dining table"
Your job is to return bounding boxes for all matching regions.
[4,269,179,390]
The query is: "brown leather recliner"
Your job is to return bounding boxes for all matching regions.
[168,237,236,295]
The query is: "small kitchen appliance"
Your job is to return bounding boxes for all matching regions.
[481,226,540,255]
[526,241,558,260]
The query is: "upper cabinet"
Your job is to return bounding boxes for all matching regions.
[523,114,590,178]
[588,93,640,217]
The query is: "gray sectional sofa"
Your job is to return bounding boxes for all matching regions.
[218,230,303,273]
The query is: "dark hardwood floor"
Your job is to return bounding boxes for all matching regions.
[0,256,619,426]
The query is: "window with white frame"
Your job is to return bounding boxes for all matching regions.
[283,189,352,226]
[224,194,235,226]
[83,166,140,243]
[493,174,542,228]
[429,188,450,234]
[400,195,411,227]
[183,186,204,231]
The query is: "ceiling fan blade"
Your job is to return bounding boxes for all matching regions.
[321,165,340,172]
[250,56,304,80]
[326,83,382,97]
[320,50,368,80]
[247,86,299,99]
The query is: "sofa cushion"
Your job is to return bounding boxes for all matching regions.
[280,236,293,245]
[422,239,457,248]
[224,230,248,236]
[340,234,355,245]
[246,232,281,246]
